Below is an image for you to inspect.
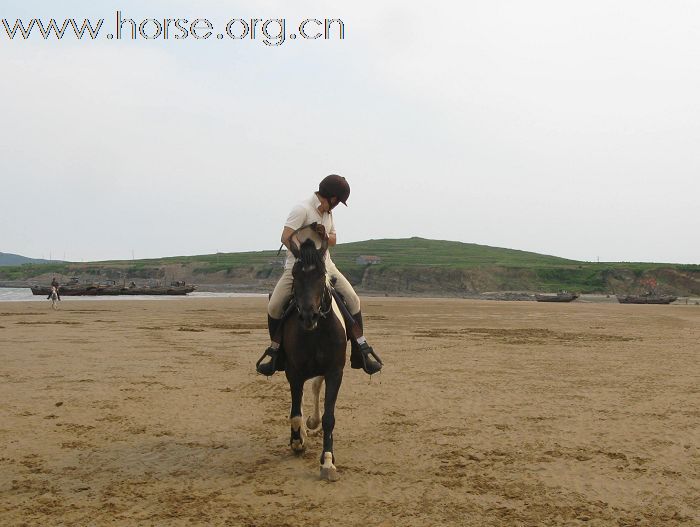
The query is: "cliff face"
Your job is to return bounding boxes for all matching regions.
[3,262,699,297]
[358,266,537,295]
[601,268,700,296]
[356,266,700,296]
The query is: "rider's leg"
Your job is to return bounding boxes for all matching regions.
[328,264,383,375]
[256,269,293,376]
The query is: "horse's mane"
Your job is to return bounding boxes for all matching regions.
[298,239,326,274]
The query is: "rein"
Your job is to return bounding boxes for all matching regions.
[276,223,320,256]
[293,277,333,319]
[318,284,333,318]
[283,226,333,323]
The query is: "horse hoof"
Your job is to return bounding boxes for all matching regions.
[319,452,339,481]
[306,416,321,431]
[320,466,340,482]
[290,440,306,453]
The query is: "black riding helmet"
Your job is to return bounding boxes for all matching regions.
[318,174,350,207]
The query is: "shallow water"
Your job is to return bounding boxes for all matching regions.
[0,287,265,302]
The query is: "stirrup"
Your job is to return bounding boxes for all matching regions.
[256,347,278,376]
[354,342,383,375]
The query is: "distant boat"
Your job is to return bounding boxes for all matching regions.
[535,291,580,303]
[616,294,677,305]
[31,281,195,296]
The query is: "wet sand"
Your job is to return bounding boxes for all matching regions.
[0,298,698,526]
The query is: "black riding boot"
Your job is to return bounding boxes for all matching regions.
[349,311,383,375]
[256,315,285,376]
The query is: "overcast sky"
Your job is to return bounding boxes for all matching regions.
[1,1,698,263]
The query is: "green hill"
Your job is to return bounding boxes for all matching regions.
[331,237,576,267]
[0,252,62,267]
[1,238,698,296]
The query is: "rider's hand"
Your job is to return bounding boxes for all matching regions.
[313,222,328,240]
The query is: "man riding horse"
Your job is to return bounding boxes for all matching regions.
[256,174,383,377]
[47,277,61,301]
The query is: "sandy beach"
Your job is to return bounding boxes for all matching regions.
[0,297,697,526]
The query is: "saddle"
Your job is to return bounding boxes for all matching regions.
[261,282,355,374]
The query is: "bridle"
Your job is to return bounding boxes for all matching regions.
[280,222,332,321]
[317,284,333,318]
[276,223,329,257]
[292,269,333,320]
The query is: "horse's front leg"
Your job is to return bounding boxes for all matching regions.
[289,377,307,452]
[306,376,324,432]
[320,369,343,481]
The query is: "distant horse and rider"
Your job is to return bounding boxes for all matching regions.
[47,277,61,310]
[49,286,60,310]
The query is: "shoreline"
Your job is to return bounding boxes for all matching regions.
[2,285,697,305]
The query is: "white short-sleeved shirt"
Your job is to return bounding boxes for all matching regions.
[283,193,336,270]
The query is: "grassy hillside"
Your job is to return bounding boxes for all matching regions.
[332,238,576,267]
[101,237,579,270]
[1,238,698,295]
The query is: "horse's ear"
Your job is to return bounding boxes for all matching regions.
[319,237,328,257]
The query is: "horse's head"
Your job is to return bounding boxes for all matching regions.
[291,238,329,331]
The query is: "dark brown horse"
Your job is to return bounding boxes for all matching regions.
[284,237,347,481]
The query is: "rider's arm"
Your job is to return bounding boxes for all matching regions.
[281,226,299,251]
[283,204,307,251]
[328,214,337,247]
[282,226,333,248]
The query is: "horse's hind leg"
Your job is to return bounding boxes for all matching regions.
[319,370,343,482]
[306,376,324,432]
[289,378,307,452]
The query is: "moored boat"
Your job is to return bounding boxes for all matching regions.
[31,281,195,296]
[535,291,580,302]
[616,294,677,304]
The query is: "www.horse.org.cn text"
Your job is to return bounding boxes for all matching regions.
[1,11,345,46]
